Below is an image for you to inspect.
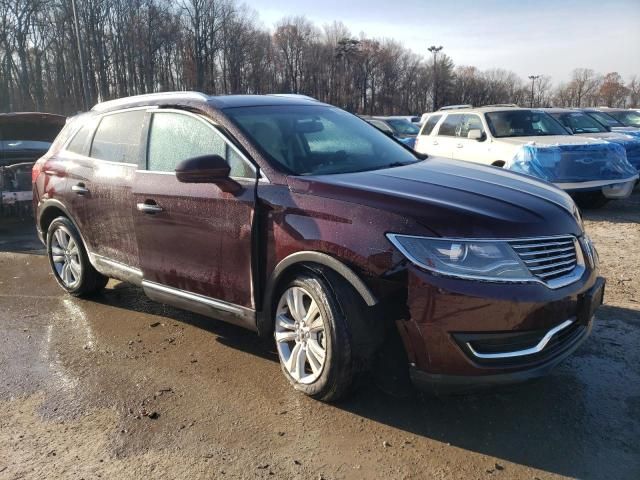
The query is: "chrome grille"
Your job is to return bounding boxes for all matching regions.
[509,236,578,282]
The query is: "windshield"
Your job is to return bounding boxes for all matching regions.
[585,111,623,127]
[607,110,640,127]
[551,112,608,134]
[485,110,569,138]
[386,119,420,135]
[225,105,419,175]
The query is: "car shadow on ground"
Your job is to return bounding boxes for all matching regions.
[580,188,640,224]
[90,281,640,479]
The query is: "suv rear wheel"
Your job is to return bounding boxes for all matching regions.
[46,217,108,296]
[274,271,362,402]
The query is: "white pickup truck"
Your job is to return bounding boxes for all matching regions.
[415,106,638,208]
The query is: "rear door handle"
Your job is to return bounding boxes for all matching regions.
[432,140,439,145]
[71,183,89,195]
[137,202,163,214]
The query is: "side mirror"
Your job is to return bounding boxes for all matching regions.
[467,129,485,141]
[175,154,240,193]
[604,125,612,132]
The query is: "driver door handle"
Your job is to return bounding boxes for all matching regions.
[432,140,439,145]
[456,143,464,148]
[137,201,163,214]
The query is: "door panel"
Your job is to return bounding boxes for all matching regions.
[453,114,491,165]
[432,114,466,159]
[78,161,139,267]
[73,110,145,268]
[133,173,255,308]
[133,109,257,309]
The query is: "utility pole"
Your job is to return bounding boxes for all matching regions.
[72,0,91,110]
[428,45,443,111]
[528,75,540,108]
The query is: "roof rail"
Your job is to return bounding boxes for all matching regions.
[438,104,473,111]
[482,103,519,108]
[91,91,209,112]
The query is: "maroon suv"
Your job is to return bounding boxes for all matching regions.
[33,93,604,401]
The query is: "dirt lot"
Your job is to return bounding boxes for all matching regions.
[0,193,639,480]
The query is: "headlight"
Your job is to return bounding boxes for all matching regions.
[387,234,533,281]
[582,234,599,268]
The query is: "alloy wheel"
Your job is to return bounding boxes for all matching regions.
[275,286,328,384]
[50,226,82,289]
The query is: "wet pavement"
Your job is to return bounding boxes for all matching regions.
[0,195,639,479]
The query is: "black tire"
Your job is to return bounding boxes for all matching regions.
[572,192,610,210]
[46,216,108,296]
[274,268,376,402]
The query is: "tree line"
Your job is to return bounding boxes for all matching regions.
[1,0,639,116]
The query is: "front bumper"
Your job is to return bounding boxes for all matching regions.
[396,260,604,393]
[410,314,594,394]
[556,174,638,198]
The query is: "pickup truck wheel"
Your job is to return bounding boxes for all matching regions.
[46,217,108,296]
[274,272,357,402]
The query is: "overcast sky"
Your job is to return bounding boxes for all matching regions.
[249,0,640,83]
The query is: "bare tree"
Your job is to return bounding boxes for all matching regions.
[0,1,637,116]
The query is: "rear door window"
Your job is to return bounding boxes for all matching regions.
[90,110,145,164]
[146,111,253,178]
[437,114,465,136]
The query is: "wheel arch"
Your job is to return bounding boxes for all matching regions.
[257,251,378,336]
[38,200,91,255]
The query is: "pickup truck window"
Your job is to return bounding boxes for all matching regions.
[485,110,567,138]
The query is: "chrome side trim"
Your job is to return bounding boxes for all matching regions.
[142,280,257,332]
[92,254,143,286]
[466,319,575,360]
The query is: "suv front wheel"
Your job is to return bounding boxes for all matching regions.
[274,271,362,402]
[46,216,108,296]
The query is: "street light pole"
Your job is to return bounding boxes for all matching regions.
[428,45,443,111]
[528,75,540,108]
[72,0,91,110]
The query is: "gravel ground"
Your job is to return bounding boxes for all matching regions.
[0,192,638,480]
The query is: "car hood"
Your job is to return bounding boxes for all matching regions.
[495,135,606,147]
[287,157,582,239]
[576,131,638,141]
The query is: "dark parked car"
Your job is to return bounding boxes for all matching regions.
[33,93,604,401]
[1,112,65,216]
[362,116,419,148]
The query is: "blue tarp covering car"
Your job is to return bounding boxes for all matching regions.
[509,142,638,196]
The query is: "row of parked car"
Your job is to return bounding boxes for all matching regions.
[413,106,640,209]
